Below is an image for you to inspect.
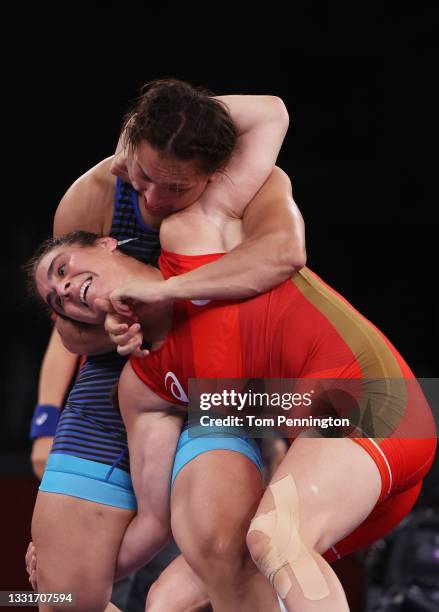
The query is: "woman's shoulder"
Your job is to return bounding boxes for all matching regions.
[54,157,116,236]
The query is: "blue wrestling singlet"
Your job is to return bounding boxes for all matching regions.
[47,179,159,472]
[40,178,263,508]
[40,179,159,508]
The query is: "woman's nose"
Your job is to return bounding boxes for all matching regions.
[58,280,71,295]
[143,184,160,205]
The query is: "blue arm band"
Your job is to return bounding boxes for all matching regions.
[29,404,60,440]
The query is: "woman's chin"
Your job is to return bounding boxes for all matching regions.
[74,306,105,326]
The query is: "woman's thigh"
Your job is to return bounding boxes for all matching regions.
[251,436,382,555]
[170,449,263,569]
[32,491,134,609]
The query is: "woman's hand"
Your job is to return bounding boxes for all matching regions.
[31,437,54,480]
[94,298,149,358]
[95,278,174,356]
[25,541,38,591]
[108,278,173,316]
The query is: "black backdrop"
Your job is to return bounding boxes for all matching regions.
[1,4,438,462]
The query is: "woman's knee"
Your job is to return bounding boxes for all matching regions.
[173,508,251,583]
[171,453,263,575]
[246,508,323,585]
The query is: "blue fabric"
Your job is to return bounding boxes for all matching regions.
[114,177,159,235]
[50,179,161,472]
[42,432,262,509]
[40,453,136,510]
[51,353,130,471]
[171,426,263,487]
[29,404,60,440]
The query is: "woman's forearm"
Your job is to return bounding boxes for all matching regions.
[115,514,171,580]
[38,327,79,405]
[160,169,306,302]
[55,316,115,355]
[216,95,289,138]
[163,231,305,301]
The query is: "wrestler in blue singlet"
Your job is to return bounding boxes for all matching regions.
[40,178,262,510]
[40,179,159,508]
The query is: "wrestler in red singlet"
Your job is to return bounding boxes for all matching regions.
[131,250,437,562]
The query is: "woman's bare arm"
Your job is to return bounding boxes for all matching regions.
[109,168,305,315]
[114,362,183,578]
[30,329,79,479]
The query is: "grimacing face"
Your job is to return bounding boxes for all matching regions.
[129,141,216,217]
[35,238,123,324]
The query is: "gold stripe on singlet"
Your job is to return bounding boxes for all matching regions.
[291,267,407,441]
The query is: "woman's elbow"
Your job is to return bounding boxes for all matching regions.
[278,235,307,275]
[266,96,289,130]
[258,241,305,292]
[291,245,307,271]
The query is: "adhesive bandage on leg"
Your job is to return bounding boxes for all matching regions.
[248,473,330,601]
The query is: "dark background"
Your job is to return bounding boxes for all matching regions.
[0,2,438,602]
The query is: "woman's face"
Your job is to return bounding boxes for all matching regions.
[35,238,122,324]
[129,141,214,217]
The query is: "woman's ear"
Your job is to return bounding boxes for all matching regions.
[96,237,118,252]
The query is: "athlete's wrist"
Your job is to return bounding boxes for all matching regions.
[29,404,60,440]
[162,275,184,301]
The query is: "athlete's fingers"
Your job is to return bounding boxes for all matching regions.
[104,311,139,337]
[105,319,129,336]
[110,132,131,182]
[29,569,38,591]
[110,159,130,183]
[94,297,114,314]
[111,334,141,349]
[113,323,140,340]
[97,297,137,321]
[130,348,150,358]
[116,336,147,357]
[116,338,141,356]
[109,324,141,346]
[110,298,134,318]
[108,323,129,336]
[25,542,34,574]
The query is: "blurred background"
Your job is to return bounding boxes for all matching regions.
[1,3,438,610]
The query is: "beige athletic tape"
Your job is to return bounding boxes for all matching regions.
[248,473,330,601]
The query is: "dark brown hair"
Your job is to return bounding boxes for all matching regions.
[123,78,238,174]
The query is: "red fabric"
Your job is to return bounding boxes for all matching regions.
[131,250,436,560]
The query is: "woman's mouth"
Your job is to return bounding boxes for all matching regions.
[79,277,92,306]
